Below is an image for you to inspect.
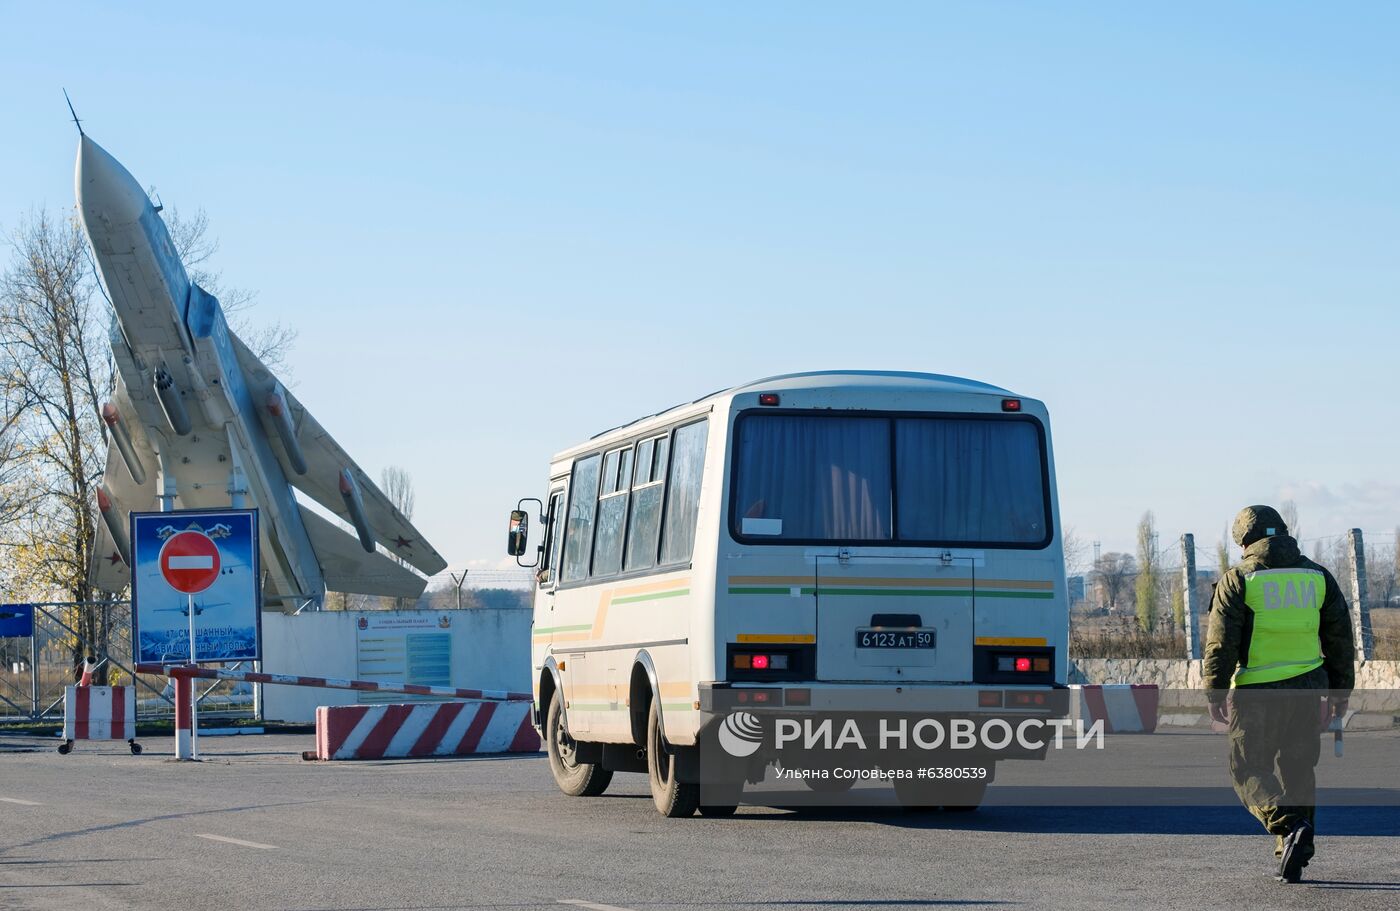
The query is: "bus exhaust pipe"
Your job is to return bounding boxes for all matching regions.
[101,403,147,485]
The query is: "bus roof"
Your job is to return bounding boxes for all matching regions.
[558,370,1020,462]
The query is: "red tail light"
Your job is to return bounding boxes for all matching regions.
[1014,657,1032,672]
[1001,398,1022,412]
[751,654,770,670]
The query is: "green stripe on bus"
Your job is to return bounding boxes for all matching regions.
[533,623,594,634]
[728,587,1054,600]
[661,702,695,711]
[611,589,690,605]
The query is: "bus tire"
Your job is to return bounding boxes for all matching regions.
[546,690,612,797]
[647,699,699,818]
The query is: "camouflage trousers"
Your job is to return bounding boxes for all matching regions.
[1227,670,1326,860]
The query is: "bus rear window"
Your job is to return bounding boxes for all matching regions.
[732,413,1048,547]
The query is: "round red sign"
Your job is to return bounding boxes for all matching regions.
[159,530,221,594]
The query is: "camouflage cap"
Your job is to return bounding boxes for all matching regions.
[1232,505,1288,548]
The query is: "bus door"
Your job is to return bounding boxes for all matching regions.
[814,554,976,683]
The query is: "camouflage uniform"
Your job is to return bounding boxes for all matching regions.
[1203,506,1355,862]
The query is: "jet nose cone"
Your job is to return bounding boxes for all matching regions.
[75,135,149,228]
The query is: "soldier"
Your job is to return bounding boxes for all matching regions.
[1203,505,1354,883]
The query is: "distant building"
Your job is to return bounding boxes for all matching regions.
[1067,575,1087,605]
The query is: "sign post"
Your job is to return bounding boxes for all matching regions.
[130,509,260,760]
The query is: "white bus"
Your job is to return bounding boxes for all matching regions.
[510,370,1069,817]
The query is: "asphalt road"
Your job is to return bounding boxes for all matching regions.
[2,731,1398,911]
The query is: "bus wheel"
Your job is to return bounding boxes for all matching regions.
[546,690,612,797]
[647,700,699,818]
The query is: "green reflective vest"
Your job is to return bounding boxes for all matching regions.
[1233,568,1325,686]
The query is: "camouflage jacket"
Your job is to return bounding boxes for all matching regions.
[1202,535,1355,700]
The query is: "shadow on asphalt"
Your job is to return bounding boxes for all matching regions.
[0,800,321,854]
[1305,881,1400,891]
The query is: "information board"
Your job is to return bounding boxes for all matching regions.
[130,509,261,664]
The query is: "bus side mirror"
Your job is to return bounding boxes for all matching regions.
[507,510,529,557]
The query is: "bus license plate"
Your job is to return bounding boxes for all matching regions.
[855,629,935,649]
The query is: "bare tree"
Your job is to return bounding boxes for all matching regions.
[1135,511,1160,632]
[163,206,297,371]
[1279,500,1300,541]
[0,210,112,679]
[1366,533,1399,611]
[380,465,416,610]
[1094,552,1136,614]
[1061,526,1087,577]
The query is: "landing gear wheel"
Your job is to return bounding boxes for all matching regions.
[545,689,612,797]
[129,740,143,756]
[56,740,73,755]
[647,699,699,818]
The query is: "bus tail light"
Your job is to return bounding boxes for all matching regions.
[758,393,780,406]
[786,688,810,706]
[975,645,1055,684]
[1001,398,1022,412]
[734,688,781,706]
[979,690,1003,708]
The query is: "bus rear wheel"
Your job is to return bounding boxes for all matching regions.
[546,690,612,797]
[647,699,700,818]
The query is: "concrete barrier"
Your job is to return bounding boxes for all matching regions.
[315,700,540,760]
[1070,684,1159,733]
[61,685,140,754]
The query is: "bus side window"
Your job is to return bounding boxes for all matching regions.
[560,454,602,583]
[592,448,630,577]
[625,434,668,572]
[538,489,565,585]
[659,419,708,566]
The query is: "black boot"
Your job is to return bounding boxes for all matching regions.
[1277,821,1313,884]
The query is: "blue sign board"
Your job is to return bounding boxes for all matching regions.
[0,603,35,638]
[130,509,261,664]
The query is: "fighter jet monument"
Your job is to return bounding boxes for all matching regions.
[77,131,446,610]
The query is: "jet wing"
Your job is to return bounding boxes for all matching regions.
[89,498,132,592]
[231,335,448,577]
[298,506,428,598]
[89,448,134,593]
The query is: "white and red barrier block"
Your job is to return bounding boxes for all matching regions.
[1071,684,1159,734]
[315,700,541,761]
[61,685,139,752]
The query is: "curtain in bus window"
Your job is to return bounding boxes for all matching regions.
[895,418,1046,543]
[734,415,892,540]
[659,420,710,564]
[561,454,602,582]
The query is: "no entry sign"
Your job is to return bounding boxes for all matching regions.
[159,531,221,593]
[130,509,261,664]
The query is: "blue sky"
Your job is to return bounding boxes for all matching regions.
[4,3,1397,574]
